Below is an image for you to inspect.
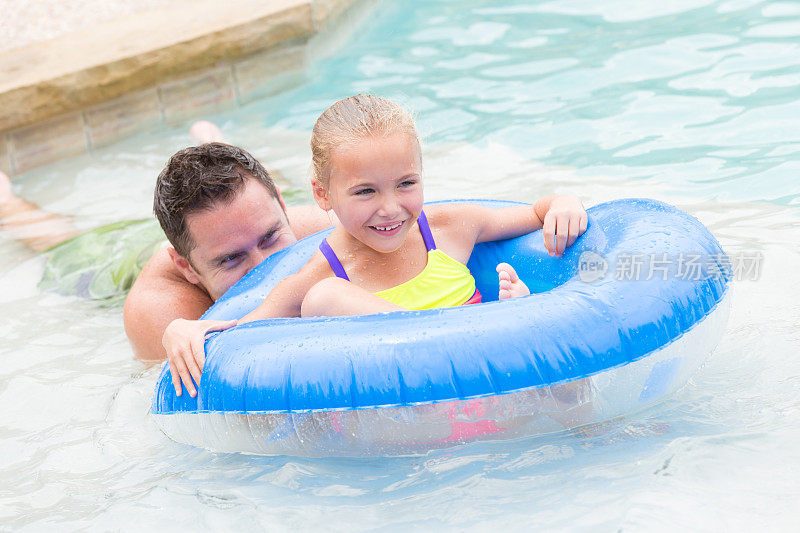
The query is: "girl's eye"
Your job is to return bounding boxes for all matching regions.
[355,188,374,196]
[400,180,417,187]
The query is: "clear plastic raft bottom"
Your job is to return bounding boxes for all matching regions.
[153,291,730,456]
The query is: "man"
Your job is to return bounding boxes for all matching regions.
[0,122,331,393]
[126,139,331,395]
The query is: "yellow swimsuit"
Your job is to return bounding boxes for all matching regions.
[318,211,481,310]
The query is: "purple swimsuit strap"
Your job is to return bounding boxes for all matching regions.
[318,211,435,281]
[417,210,437,252]
[319,238,350,281]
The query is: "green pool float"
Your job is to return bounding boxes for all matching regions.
[39,218,166,301]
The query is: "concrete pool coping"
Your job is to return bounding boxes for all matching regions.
[0,0,363,176]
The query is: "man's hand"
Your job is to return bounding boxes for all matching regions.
[537,195,587,257]
[162,318,237,397]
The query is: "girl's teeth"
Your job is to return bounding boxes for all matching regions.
[375,222,401,231]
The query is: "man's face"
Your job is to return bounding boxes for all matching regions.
[182,178,297,300]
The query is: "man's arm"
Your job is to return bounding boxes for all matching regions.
[123,246,213,361]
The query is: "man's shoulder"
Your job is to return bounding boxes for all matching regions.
[123,245,213,360]
[124,246,212,312]
[286,205,333,239]
[132,245,186,288]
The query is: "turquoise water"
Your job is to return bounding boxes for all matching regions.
[2,0,800,529]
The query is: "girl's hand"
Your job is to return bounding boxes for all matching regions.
[161,318,237,397]
[541,196,587,257]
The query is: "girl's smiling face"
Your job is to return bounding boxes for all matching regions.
[313,132,423,253]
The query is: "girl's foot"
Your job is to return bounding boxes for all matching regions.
[189,121,226,144]
[497,263,530,299]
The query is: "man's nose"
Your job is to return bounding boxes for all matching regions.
[246,250,271,272]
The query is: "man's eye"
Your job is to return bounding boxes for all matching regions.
[221,254,242,266]
[259,232,276,247]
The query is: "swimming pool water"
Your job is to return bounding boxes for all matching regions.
[2,0,799,530]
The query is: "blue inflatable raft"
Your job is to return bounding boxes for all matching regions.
[151,199,731,456]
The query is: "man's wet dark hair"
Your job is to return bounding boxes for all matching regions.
[154,143,280,260]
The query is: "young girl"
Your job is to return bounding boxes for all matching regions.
[163,94,587,393]
[239,94,587,320]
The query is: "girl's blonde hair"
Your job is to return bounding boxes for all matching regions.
[310,94,419,187]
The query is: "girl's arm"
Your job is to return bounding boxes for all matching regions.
[436,196,587,257]
[239,270,320,322]
[160,260,326,397]
[482,195,587,256]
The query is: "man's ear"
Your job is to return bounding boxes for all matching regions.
[275,186,288,213]
[311,179,332,211]
[167,246,202,285]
